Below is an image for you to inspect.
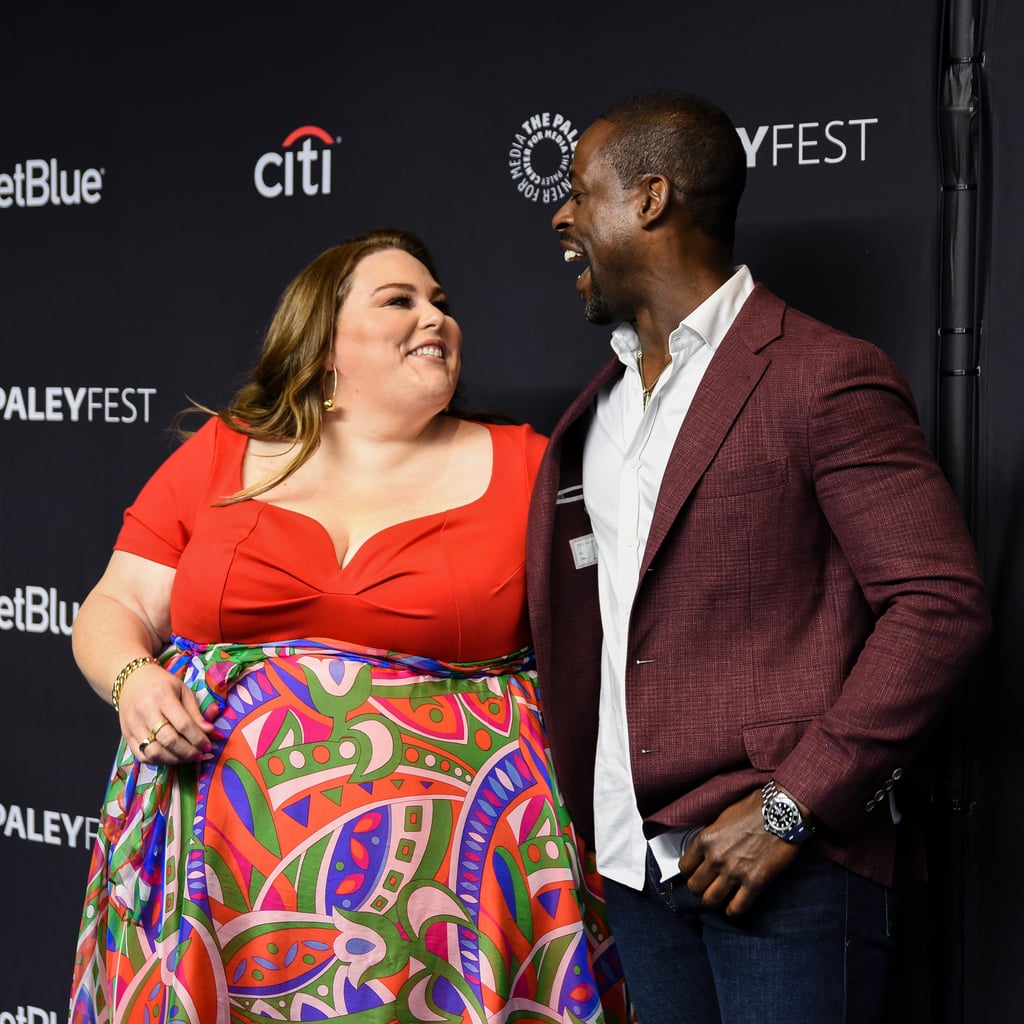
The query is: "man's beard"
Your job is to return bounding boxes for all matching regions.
[584,274,614,325]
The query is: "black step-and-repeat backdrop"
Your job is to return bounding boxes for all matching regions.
[1,2,1017,1021]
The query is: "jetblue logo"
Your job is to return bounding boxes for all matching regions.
[0,585,80,636]
[0,159,104,209]
[0,1007,61,1024]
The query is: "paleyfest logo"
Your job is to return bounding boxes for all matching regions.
[0,385,156,423]
[738,116,880,167]
[507,108,881,205]
[508,112,578,205]
[254,124,339,199]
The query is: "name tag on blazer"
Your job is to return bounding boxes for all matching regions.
[555,487,597,569]
[570,533,598,569]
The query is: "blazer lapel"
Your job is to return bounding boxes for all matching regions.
[641,286,782,572]
[534,355,623,535]
[527,356,623,642]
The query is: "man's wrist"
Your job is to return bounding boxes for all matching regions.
[761,779,815,844]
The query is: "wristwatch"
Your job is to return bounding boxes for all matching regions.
[761,780,815,844]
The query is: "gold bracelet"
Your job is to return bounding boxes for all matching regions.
[111,655,157,711]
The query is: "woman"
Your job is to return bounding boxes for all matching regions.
[69,229,631,1024]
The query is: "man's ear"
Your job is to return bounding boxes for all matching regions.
[638,174,672,223]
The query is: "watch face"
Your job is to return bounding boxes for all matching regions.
[764,794,801,834]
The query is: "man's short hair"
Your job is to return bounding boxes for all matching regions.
[599,90,747,248]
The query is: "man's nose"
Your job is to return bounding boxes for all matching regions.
[551,200,572,232]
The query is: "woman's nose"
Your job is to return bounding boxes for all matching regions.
[421,302,444,328]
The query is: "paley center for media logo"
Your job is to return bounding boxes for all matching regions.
[0,158,104,209]
[255,124,340,199]
[508,112,579,205]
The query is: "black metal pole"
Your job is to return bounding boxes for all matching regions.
[938,1,982,527]
[934,2,983,1021]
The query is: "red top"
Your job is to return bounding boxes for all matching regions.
[115,417,547,662]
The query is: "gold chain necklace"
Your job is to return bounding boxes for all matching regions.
[637,350,667,411]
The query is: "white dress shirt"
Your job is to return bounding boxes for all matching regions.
[581,266,755,889]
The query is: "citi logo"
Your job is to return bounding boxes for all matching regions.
[0,158,104,209]
[254,125,339,199]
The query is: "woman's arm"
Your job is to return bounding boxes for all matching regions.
[72,550,214,762]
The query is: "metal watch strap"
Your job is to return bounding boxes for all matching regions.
[761,779,815,844]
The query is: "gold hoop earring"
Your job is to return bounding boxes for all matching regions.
[323,366,338,410]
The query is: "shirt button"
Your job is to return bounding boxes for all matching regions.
[627,457,640,469]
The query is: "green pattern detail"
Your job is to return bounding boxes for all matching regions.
[222,757,281,857]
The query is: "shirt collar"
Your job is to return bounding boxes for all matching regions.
[609,265,755,367]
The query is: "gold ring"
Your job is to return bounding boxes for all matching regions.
[145,717,171,745]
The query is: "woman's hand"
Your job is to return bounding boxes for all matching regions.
[72,550,215,764]
[117,659,215,764]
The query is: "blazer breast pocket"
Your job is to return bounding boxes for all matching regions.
[695,458,788,499]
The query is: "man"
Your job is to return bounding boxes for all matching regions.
[526,91,991,1022]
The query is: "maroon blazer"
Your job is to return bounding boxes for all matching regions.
[526,284,991,886]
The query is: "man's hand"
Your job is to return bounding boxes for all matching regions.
[677,789,804,917]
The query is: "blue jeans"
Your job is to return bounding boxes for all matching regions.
[602,847,898,1023]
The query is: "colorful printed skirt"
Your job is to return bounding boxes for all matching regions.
[70,637,632,1024]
